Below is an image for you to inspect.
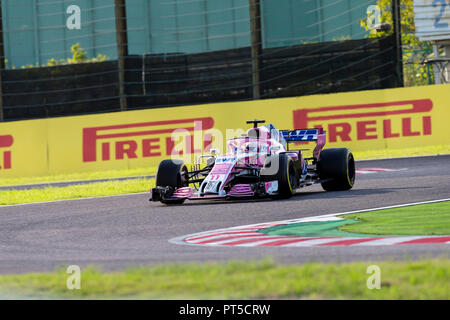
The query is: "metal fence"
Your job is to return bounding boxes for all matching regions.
[0,0,405,122]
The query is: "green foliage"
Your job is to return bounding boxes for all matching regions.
[14,43,107,69]
[0,166,157,188]
[0,178,154,206]
[69,43,88,63]
[51,43,107,66]
[360,0,433,86]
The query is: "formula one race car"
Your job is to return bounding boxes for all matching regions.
[150,120,355,204]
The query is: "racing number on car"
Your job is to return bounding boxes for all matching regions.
[206,180,219,191]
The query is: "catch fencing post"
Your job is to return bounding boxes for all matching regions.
[249,0,262,99]
[0,0,5,121]
[115,0,128,111]
[391,0,404,87]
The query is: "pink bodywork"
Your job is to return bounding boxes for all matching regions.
[313,133,326,159]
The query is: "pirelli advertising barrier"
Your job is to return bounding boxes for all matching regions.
[0,84,449,178]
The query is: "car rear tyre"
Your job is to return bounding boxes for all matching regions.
[318,148,355,191]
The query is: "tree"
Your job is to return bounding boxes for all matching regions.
[360,0,433,86]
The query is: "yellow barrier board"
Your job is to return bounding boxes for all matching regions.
[0,84,449,178]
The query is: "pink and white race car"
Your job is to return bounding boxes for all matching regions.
[150,120,355,204]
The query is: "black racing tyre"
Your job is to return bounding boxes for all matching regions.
[155,159,188,204]
[318,148,355,191]
[262,153,297,198]
[156,159,188,188]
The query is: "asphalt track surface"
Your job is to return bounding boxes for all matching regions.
[0,155,449,274]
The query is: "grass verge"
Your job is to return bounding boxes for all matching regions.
[0,179,155,205]
[0,259,448,299]
[0,167,157,188]
[339,201,450,236]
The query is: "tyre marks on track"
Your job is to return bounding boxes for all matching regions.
[356,168,407,175]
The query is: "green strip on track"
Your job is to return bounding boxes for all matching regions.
[258,220,380,238]
[259,201,450,238]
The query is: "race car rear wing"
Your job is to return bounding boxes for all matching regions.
[280,128,324,142]
[280,128,326,159]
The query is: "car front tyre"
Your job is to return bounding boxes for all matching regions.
[155,159,188,204]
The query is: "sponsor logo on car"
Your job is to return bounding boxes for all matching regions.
[293,99,432,143]
[216,157,237,164]
[0,135,13,170]
[82,117,214,162]
[281,129,320,141]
